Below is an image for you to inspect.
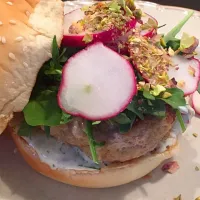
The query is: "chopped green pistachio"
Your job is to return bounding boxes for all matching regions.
[133,9,142,19]
[174,194,182,200]
[82,33,93,44]
[179,32,195,51]
[193,133,198,138]
[150,85,166,96]
[162,92,172,99]
[195,166,200,171]
[168,47,175,56]
[125,0,136,10]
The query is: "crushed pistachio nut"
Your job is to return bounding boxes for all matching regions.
[174,194,182,200]
[188,65,196,77]
[162,92,172,99]
[193,133,198,138]
[168,47,175,56]
[177,80,185,88]
[150,84,166,96]
[128,36,172,86]
[82,33,93,44]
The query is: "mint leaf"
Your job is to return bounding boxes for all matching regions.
[18,120,33,137]
[112,113,131,124]
[160,88,186,109]
[60,112,72,124]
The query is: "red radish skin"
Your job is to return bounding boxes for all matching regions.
[58,42,137,121]
[190,91,200,115]
[168,57,200,96]
[62,8,137,47]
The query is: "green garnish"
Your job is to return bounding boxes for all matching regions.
[84,120,99,164]
[44,126,50,138]
[109,1,121,12]
[18,120,33,137]
[176,109,186,132]
[164,10,194,43]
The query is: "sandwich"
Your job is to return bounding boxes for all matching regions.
[2,0,199,188]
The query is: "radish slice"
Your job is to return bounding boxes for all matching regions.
[190,91,200,115]
[168,56,200,95]
[62,9,137,47]
[58,42,137,120]
[137,13,158,38]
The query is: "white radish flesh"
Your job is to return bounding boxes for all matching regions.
[190,91,200,115]
[168,56,200,95]
[58,42,137,120]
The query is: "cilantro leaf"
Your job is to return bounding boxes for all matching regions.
[143,90,155,100]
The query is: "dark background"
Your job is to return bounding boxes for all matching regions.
[146,0,199,10]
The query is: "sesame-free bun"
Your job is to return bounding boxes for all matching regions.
[9,114,178,188]
[0,0,63,134]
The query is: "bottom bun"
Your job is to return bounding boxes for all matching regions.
[8,116,178,188]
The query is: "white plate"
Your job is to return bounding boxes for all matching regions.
[1,1,200,200]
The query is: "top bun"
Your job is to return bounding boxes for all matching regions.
[0,0,64,134]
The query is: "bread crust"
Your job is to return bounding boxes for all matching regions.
[0,0,64,134]
[8,114,178,188]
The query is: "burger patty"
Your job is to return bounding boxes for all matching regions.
[50,109,176,163]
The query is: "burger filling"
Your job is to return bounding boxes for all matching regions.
[17,0,198,168]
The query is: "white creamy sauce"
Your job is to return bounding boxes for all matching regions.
[23,106,195,169]
[23,135,99,170]
[156,105,195,153]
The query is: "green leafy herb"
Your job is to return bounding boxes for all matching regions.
[18,120,33,137]
[163,10,194,43]
[176,109,186,132]
[112,113,131,124]
[160,88,186,109]
[44,126,50,137]
[143,90,155,100]
[84,120,98,164]
[23,90,65,126]
[60,112,72,125]
[166,40,180,51]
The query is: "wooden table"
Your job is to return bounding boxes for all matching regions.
[145,0,199,10]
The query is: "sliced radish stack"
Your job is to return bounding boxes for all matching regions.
[137,13,158,38]
[168,56,200,95]
[58,42,137,120]
[62,8,137,47]
[190,91,200,115]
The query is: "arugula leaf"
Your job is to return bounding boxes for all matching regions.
[44,126,50,138]
[18,120,33,137]
[84,120,99,164]
[23,90,64,126]
[163,11,194,43]
[112,113,131,124]
[176,109,186,132]
[143,90,155,100]
[160,88,186,109]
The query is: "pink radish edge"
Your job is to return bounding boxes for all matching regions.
[62,8,137,47]
[184,58,200,96]
[57,42,137,121]
[190,91,200,115]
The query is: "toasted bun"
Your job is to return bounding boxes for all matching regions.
[0,0,63,134]
[8,114,178,188]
